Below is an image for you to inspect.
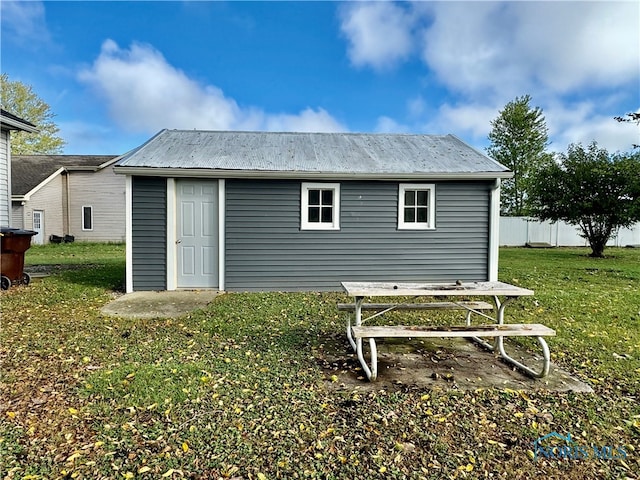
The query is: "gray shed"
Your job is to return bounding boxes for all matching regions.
[114,130,511,292]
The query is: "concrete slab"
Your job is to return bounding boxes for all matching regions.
[100,290,220,319]
[318,337,593,393]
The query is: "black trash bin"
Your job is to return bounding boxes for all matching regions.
[1,227,37,290]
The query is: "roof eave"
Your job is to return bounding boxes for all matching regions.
[0,117,39,133]
[97,155,125,170]
[64,166,100,172]
[113,166,513,180]
[65,155,127,171]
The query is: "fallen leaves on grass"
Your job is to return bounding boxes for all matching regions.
[2,248,640,479]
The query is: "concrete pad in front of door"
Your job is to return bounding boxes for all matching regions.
[101,290,220,319]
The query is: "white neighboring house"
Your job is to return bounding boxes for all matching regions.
[0,109,38,227]
[11,155,126,244]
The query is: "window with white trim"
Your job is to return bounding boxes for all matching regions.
[82,206,93,231]
[398,184,435,230]
[301,183,340,230]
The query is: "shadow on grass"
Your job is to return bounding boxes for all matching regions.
[56,262,125,291]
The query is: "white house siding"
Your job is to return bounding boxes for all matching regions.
[22,174,65,241]
[0,130,9,226]
[11,204,24,228]
[69,166,125,242]
[9,160,125,243]
[67,166,126,242]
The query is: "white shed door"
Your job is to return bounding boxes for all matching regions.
[33,211,44,245]
[177,180,218,288]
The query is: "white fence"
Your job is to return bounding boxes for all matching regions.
[499,217,640,247]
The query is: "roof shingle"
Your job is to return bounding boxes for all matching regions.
[11,155,118,196]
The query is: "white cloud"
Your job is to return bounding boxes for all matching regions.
[266,108,346,133]
[340,2,638,102]
[407,95,426,118]
[374,102,499,145]
[0,1,51,46]
[420,1,640,97]
[429,103,500,140]
[417,99,639,154]
[374,116,410,134]
[419,2,516,97]
[339,2,416,70]
[340,2,639,153]
[545,101,640,154]
[513,2,639,92]
[79,40,346,134]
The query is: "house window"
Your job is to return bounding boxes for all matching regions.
[398,184,435,230]
[301,183,340,230]
[82,206,93,231]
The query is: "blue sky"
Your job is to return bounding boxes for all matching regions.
[1,1,639,156]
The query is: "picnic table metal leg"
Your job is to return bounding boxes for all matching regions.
[496,335,551,378]
[356,337,378,381]
[345,296,378,380]
[493,296,551,378]
[495,295,510,325]
[463,296,551,378]
[347,296,363,351]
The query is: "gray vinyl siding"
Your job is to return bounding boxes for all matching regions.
[132,177,166,291]
[0,130,9,226]
[225,180,490,291]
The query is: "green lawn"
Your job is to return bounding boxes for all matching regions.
[1,244,638,479]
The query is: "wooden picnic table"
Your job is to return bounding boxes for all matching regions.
[340,281,555,381]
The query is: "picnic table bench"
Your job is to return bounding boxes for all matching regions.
[340,281,555,381]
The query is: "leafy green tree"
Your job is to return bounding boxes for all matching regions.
[615,112,640,123]
[0,73,65,154]
[486,95,551,216]
[529,142,640,257]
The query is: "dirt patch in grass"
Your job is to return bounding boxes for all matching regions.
[23,263,95,275]
[316,335,593,393]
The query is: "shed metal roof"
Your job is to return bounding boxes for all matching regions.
[115,130,511,180]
